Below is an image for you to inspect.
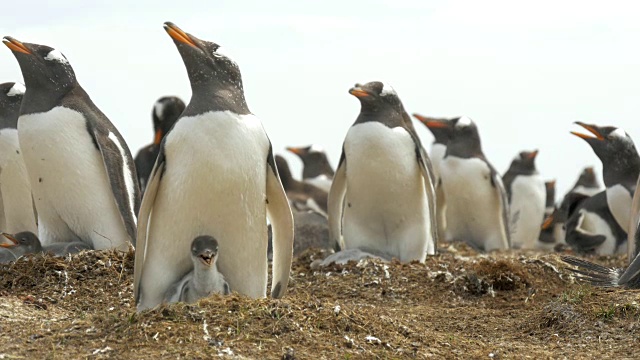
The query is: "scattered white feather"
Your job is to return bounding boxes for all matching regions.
[7,82,25,96]
[365,335,382,344]
[44,49,68,64]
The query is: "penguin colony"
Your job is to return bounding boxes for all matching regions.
[0,22,639,313]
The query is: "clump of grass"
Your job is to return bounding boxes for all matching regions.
[560,286,592,304]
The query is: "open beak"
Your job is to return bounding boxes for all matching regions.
[286,146,304,156]
[541,215,554,230]
[163,22,198,48]
[0,233,18,247]
[2,37,32,55]
[571,122,604,141]
[198,251,215,266]
[349,87,369,98]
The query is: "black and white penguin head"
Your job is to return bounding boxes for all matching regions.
[0,82,24,129]
[349,81,400,112]
[191,235,219,267]
[286,144,326,164]
[445,116,486,158]
[2,37,75,92]
[575,166,598,188]
[151,96,186,143]
[571,122,638,167]
[163,22,243,93]
[508,150,539,173]
[1,231,42,253]
[412,114,455,144]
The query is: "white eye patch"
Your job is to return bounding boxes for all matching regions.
[380,82,396,97]
[456,116,472,127]
[309,144,325,153]
[7,82,25,96]
[610,128,627,139]
[154,101,164,119]
[44,49,68,64]
[213,45,233,59]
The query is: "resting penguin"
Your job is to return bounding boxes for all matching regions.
[0,231,42,263]
[0,82,37,234]
[327,81,438,262]
[571,123,640,234]
[164,235,230,304]
[286,145,334,192]
[275,155,328,216]
[437,116,510,251]
[3,37,140,251]
[502,150,545,249]
[134,96,185,194]
[134,22,294,311]
[412,114,456,241]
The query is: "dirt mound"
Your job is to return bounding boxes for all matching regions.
[1,244,639,358]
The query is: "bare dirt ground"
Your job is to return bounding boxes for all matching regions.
[1,243,639,359]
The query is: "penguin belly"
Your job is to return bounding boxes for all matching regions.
[440,156,507,251]
[341,122,431,262]
[429,143,446,180]
[606,184,632,233]
[0,129,36,234]
[139,111,270,308]
[509,174,545,249]
[18,107,130,250]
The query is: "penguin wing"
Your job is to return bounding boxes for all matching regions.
[627,177,640,263]
[565,209,606,251]
[501,170,516,203]
[134,144,158,194]
[265,142,294,299]
[133,146,166,304]
[328,150,347,251]
[412,136,440,255]
[86,116,141,245]
[488,163,512,248]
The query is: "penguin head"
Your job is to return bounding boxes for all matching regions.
[0,82,24,129]
[509,150,539,173]
[163,22,243,94]
[191,235,219,267]
[151,96,186,144]
[349,81,399,113]
[571,122,638,167]
[2,37,76,93]
[1,231,42,253]
[575,166,599,188]
[286,145,327,165]
[412,114,455,144]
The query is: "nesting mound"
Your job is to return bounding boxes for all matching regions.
[0,245,638,358]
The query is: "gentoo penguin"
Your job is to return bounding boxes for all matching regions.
[538,180,557,248]
[134,96,185,193]
[327,81,438,262]
[436,116,510,251]
[286,145,334,192]
[275,155,328,216]
[164,235,230,304]
[134,22,294,311]
[0,82,37,234]
[3,37,140,251]
[572,122,640,236]
[412,114,456,240]
[502,150,545,249]
[564,190,627,255]
[0,231,42,263]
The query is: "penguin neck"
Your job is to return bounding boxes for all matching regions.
[303,155,335,178]
[603,157,640,191]
[355,105,404,128]
[278,164,302,191]
[193,261,222,293]
[186,83,250,117]
[446,135,484,159]
[21,82,79,115]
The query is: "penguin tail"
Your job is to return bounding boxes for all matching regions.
[561,255,623,287]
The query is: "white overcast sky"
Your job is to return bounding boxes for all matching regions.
[1,0,640,197]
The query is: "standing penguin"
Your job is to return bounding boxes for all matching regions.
[412,114,456,241]
[134,22,294,311]
[437,117,510,251]
[327,81,438,262]
[134,96,185,194]
[0,82,37,234]
[275,155,328,216]
[502,150,545,249]
[286,145,334,192]
[2,37,139,251]
[571,122,640,235]
[538,180,557,248]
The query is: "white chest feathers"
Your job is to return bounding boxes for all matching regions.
[508,174,546,249]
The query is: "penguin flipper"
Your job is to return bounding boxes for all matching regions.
[265,145,294,299]
[488,163,512,248]
[627,177,640,262]
[328,151,347,252]
[414,141,440,255]
[561,255,622,287]
[133,147,165,306]
[565,211,607,252]
[87,120,141,246]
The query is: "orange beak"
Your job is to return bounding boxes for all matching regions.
[571,122,604,141]
[163,22,198,48]
[286,146,304,156]
[349,88,369,98]
[546,180,556,188]
[541,215,554,230]
[154,129,163,145]
[2,37,32,55]
[527,150,539,160]
[0,233,18,247]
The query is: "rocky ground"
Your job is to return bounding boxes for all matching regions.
[0,243,639,359]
